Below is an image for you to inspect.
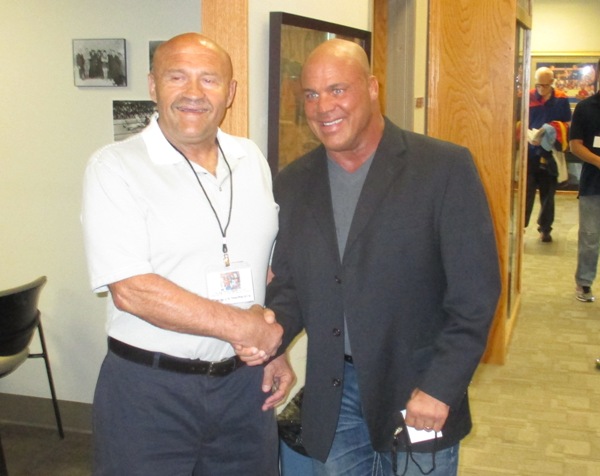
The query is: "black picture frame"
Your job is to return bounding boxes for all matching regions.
[149,40,164,72]
[268,12,371,176]
[73,38,127,87]
[112,100,156,141]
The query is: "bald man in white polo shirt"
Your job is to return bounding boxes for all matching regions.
[82,33,292,476]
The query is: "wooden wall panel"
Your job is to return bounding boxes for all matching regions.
[201,0,249,137]
[373,0,388,114]
[427,0,517,363]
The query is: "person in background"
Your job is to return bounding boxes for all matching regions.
[569,59,600,304]
[525,66,572,242]
[81,33,291,475]
[260,39,501,475]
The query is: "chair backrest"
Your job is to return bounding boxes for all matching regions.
[0,276,47,356]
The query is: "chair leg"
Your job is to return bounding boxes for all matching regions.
[0,431,8,476]
[35,322,65,439]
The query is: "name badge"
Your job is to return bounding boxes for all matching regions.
[593,136,600,148]
[206,262,255,305]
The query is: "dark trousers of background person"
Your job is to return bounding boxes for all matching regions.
[525,167,557,234]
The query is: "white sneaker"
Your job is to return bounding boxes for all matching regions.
[576,286,595,302]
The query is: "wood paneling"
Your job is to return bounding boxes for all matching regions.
[201,0,249,137]
[427,0,517,363]
[373,0,388,114]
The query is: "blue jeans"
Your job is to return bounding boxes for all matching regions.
[311,362,459,476]
[280,440,314,475]
[576,195,600,287]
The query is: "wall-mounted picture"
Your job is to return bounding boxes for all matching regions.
[149,41,164,72]
[113,100,156,141]
[268,12,371,175]
[73,38,127,87]
[531,54,599,111]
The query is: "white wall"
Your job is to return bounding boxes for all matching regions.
[0,0,200,404]
[1,0,371,405]
[532,0,600,53]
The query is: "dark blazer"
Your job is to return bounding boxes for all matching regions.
[267,118,501,462]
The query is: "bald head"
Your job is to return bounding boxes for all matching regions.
[300,38,383,167]
[152,33,233,82]
[534,67,555,99]
[535,67,554,85]
[303,39,371,84]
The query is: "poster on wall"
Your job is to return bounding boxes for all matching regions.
[531,54,598,112]
[73,38,127,87]
[113,100,156,141]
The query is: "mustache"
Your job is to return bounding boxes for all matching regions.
[174,99,212,112]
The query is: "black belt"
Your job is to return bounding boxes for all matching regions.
[108,337,245,377]
[344,354,354,364]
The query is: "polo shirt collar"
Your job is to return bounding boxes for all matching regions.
[142,114,246,170]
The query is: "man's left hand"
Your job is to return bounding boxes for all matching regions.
[404,388,449,432]
[261,354,295,411]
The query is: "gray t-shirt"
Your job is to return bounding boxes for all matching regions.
[328,154,374,355]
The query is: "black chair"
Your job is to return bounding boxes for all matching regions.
[0,276,64,475]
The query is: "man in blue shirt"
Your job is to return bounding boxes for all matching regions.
[526,67,572,242]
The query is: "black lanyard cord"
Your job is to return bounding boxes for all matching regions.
[171,139,233,266]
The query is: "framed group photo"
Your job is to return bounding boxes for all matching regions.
[73,38,127,87]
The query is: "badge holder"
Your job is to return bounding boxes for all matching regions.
[206,262,255,305]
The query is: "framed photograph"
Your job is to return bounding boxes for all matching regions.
[113,100,156,141]
[149,41,164,72]
[73,38,127,87]
[268,12,371,175]
[531,54,599,111]
[531,54,599,190]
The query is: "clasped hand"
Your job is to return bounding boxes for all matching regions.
[234,304,282,366]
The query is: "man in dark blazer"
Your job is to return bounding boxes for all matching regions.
[265,39,501,475]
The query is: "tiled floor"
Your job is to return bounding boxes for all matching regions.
[1,195,598,475]
[459,194,600,475]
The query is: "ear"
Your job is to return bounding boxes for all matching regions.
[148,73,158,103]
[226,80,237,108]
[368,75,379,101]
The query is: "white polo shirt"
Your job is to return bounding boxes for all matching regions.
[82,116,279,361]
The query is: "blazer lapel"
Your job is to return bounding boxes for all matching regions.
[304,149,342,263]
[343,121,408,260]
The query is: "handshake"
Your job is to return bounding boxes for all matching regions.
[232,304,283,366]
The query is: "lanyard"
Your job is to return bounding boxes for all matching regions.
[172,140,233,267]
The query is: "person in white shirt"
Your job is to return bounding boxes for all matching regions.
[82,32,292,476]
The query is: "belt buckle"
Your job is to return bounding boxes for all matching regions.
[208,361,216,375]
